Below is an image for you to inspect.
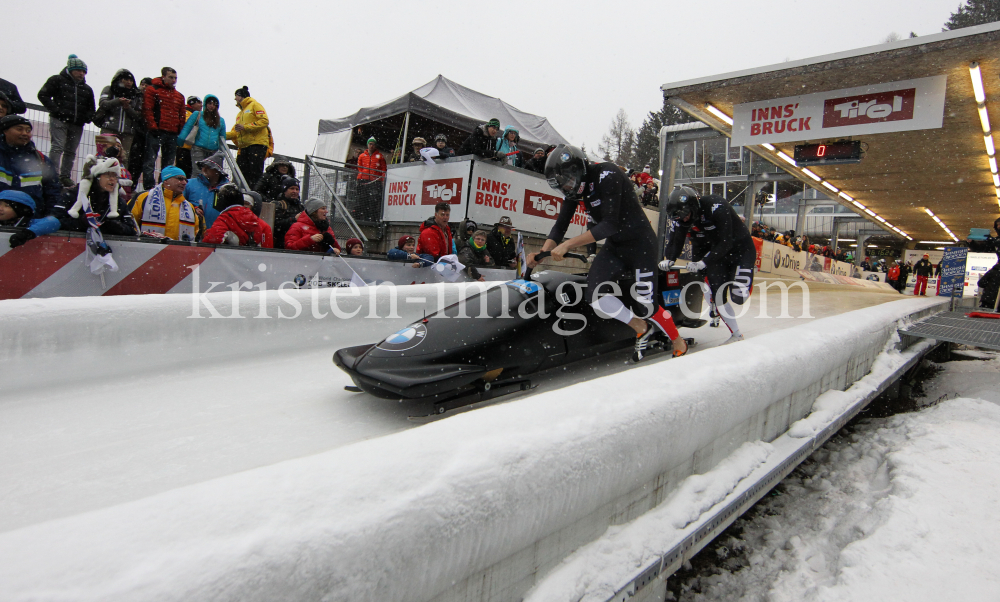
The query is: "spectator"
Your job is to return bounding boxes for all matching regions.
[0,115,61,217]
[0,190,60,248]
[202,184,272,248]
[132,165,202,241]
[344,237,365,256]
[458,118,501,159]
[495,126,522,167]
[254,158,296,201]
[887,261,900,291]
[183,151,230,227]
[433,134,454,159]
[95,70,141,166]
[458,229,494,282]
[355,137,387,221]
[128,77,153,183]
[0,78,26,114]
[455,218,477,255]
[174,96,201,177]
[284,198,341,254]
[51,155,136,236]
[968,217,1000,308]
[913,253,934,296]
[177,94,227,168]
[486,215,517,268]
[898,260,912,293]
[860,257,872,272]
[226,86,270,188]
[525,147,547,174]
[94,134,134,202]
[416,202,453,261]
[345,147,362,171]
[0,92,14,119]
[641,182,659,207]
[141,67,186,190]
[37,54,96,187]
[387,234,429,266]
[272,176,304,248]
[406,137,427,163]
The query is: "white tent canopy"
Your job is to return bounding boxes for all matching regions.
[314,75,569,161]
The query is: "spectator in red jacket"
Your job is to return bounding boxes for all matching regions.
[202,185,272,248]
[416,202,453,260]
[141,67,186,190]
[354,137,387,222]
[284,198,341,254]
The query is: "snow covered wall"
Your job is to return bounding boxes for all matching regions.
[0,296,944,602]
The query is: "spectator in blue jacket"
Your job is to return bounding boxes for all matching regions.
[0,190,60,248]
[183,151,230,227]
[0,115,62,217]
[387,234,433,267]
[495,126,522,167]
[177,94,227,167]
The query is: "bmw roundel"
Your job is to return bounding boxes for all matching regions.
[376,322,427,351]
[560,152,571,162]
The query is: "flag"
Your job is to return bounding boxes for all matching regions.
[515,232,526,279]
[432,254,465,282]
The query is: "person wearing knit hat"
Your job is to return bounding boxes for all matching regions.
[185,150,232,228]
[93,133,135,200]
[226,86,269,188]
[458,118,502,160]
[405,137,428,163]
[50,155,137,237]
[284,198,341,254]
[0,114,62,218]
[177,94,227,167]
[131,163,203,241]
[344,237,365,256]
[37,55,96,186]
[0,189,61,248]
[270,175,305,249]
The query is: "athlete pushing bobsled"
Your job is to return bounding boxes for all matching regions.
[527,145,688,361]
[659,186,756,345]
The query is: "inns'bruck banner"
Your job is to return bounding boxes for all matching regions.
[730,76,947,146]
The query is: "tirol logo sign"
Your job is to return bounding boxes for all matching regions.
[730,75,946,146]
[823,89,916,128]
[421,178,463,205]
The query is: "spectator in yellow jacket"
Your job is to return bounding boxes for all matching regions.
[226,86,269,188]
[131,165,203,241]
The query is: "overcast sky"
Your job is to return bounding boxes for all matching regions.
[5,0,958,159]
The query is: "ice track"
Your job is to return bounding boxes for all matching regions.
[0,280,908,533]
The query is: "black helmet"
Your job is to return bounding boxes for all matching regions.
[665,186,701,221]
[544,145,588,198]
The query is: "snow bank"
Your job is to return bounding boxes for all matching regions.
[0,282,491,393]
[0,297,943,602]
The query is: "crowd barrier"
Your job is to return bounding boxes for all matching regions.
[753,237,898,291]
[0,231,513,301]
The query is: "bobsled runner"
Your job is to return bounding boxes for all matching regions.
[335,252,707,418]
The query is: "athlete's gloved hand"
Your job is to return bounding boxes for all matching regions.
[685,260,706,273]
[8,229,36,248]
[658,259,675,271]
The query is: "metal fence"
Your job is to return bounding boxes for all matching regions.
[23,103,101,182]
[302,156,384,240]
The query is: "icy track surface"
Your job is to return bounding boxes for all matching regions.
[664,354,1000,602]
[0,282,908,532]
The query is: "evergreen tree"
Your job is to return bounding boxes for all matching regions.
[944,0,1000,30]
[631,99,696,176]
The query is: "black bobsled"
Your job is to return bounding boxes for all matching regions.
[334,252,706,413]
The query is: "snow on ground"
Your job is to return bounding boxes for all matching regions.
[0,283,909,532]
[664,351,1000,602]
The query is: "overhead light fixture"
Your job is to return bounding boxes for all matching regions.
[875,215,887,222]
[852,200,866,209]
[994,174,1000,187]
[839,192,854,202]
[864,208,877,216]
[970,62,986,104]
[705,104,733,125]
[985,135,995,156]
[821,181,839,193]
[924,207,960,242]
[801,168,822,182]
[991,156,999,173]
[776,151,796,166]
[761,143,775,151]
[920,240,956,244]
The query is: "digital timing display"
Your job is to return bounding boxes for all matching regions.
[793,141,863,165]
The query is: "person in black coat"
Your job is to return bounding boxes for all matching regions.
[458,229,494,281]
[524,148,547,174]
[486,216,517,269]
[969,217,1000,308]
[37,55,96,185]
[271,176,305,249]
[50,156,137,236]
[0,78,26,114]
[254,159,297,201]
[433,134,455,159]
[458,119,502,159]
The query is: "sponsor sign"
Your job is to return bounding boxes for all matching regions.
[382,161,470,223]
[731,75,947,146]
[469,161,587,237]
[937,246,968,297]
[964,251,997,297]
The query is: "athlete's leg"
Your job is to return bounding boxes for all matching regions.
[619,234,685,360]
[587,244,633,324]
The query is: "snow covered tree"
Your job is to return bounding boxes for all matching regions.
[631,100,696,176]
[599,109,635,166]
[944,0,1000,30]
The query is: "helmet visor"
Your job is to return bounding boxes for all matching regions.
[546,174,578,193]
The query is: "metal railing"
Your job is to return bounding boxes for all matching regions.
[23,102,101,182]
[305,155,367,243]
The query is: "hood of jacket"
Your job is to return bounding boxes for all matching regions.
[265,159,296,178]
[217,205,261,233]
[501,126,519,143]
[109,69,137,99]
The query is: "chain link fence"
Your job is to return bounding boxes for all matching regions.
[302,156,382,242]
[23,103,100,183]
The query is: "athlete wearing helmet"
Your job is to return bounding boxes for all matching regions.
[661,186,756,345]
[528,144,688,361]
